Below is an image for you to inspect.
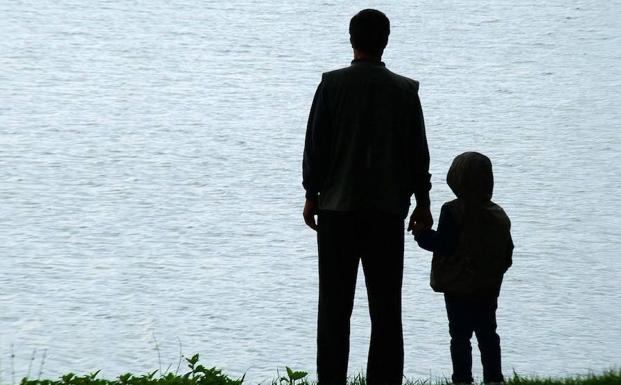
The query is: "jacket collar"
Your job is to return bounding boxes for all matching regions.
[351,58,386,67]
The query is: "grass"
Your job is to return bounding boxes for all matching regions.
[10,354,620,385]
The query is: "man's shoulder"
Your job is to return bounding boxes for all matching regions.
[385,69,420,93]
[321,65,420,93]
[321,66,354,81]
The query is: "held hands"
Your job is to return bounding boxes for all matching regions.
[407,205,433,235]
[410,221,427,235]
[303,198,319,231]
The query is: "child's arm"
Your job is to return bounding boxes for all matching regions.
[504,232,514,271]
[414,204,458,255]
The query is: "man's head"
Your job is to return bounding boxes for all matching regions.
[349,9,390,58]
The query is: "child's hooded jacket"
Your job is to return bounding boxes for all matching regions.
[417,152,514,298]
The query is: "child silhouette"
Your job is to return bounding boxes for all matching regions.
[413,152,514,384]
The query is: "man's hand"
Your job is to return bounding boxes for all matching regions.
[407,205,433,233]
[303,198,319,231]
[410,221,427,236]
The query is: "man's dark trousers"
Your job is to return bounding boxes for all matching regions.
[317,210,404,385]
[444,295,504,384]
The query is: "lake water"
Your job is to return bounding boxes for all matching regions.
[1,0,620,383]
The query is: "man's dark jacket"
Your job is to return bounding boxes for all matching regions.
[303,59,431,218]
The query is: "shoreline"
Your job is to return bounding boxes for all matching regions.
[14,355,621,385]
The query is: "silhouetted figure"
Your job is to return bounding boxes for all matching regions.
[302,9,432,385]
[413,152,514,384]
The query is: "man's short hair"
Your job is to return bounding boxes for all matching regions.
[349,9,390,55]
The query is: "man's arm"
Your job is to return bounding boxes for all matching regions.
[302,77,330,230]
[408,88,432,232]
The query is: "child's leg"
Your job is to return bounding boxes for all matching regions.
[444,294,475,384]
[473,297,504,384]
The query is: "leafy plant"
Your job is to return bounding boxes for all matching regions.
[12,354,620,385]
[181,354,244,385]
[279,367,308,385]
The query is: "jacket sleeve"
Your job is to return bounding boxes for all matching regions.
[505,228,514,272]
[302,77,331,200]
[411,88,431,207]
[415,204,458,255]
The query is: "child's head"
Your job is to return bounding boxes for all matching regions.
[447,152,494,204]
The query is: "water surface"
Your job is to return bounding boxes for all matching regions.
[1,1,620,383]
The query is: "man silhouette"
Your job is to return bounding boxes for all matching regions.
[302,9,433,385]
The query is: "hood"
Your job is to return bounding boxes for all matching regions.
[447,152,494,203]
